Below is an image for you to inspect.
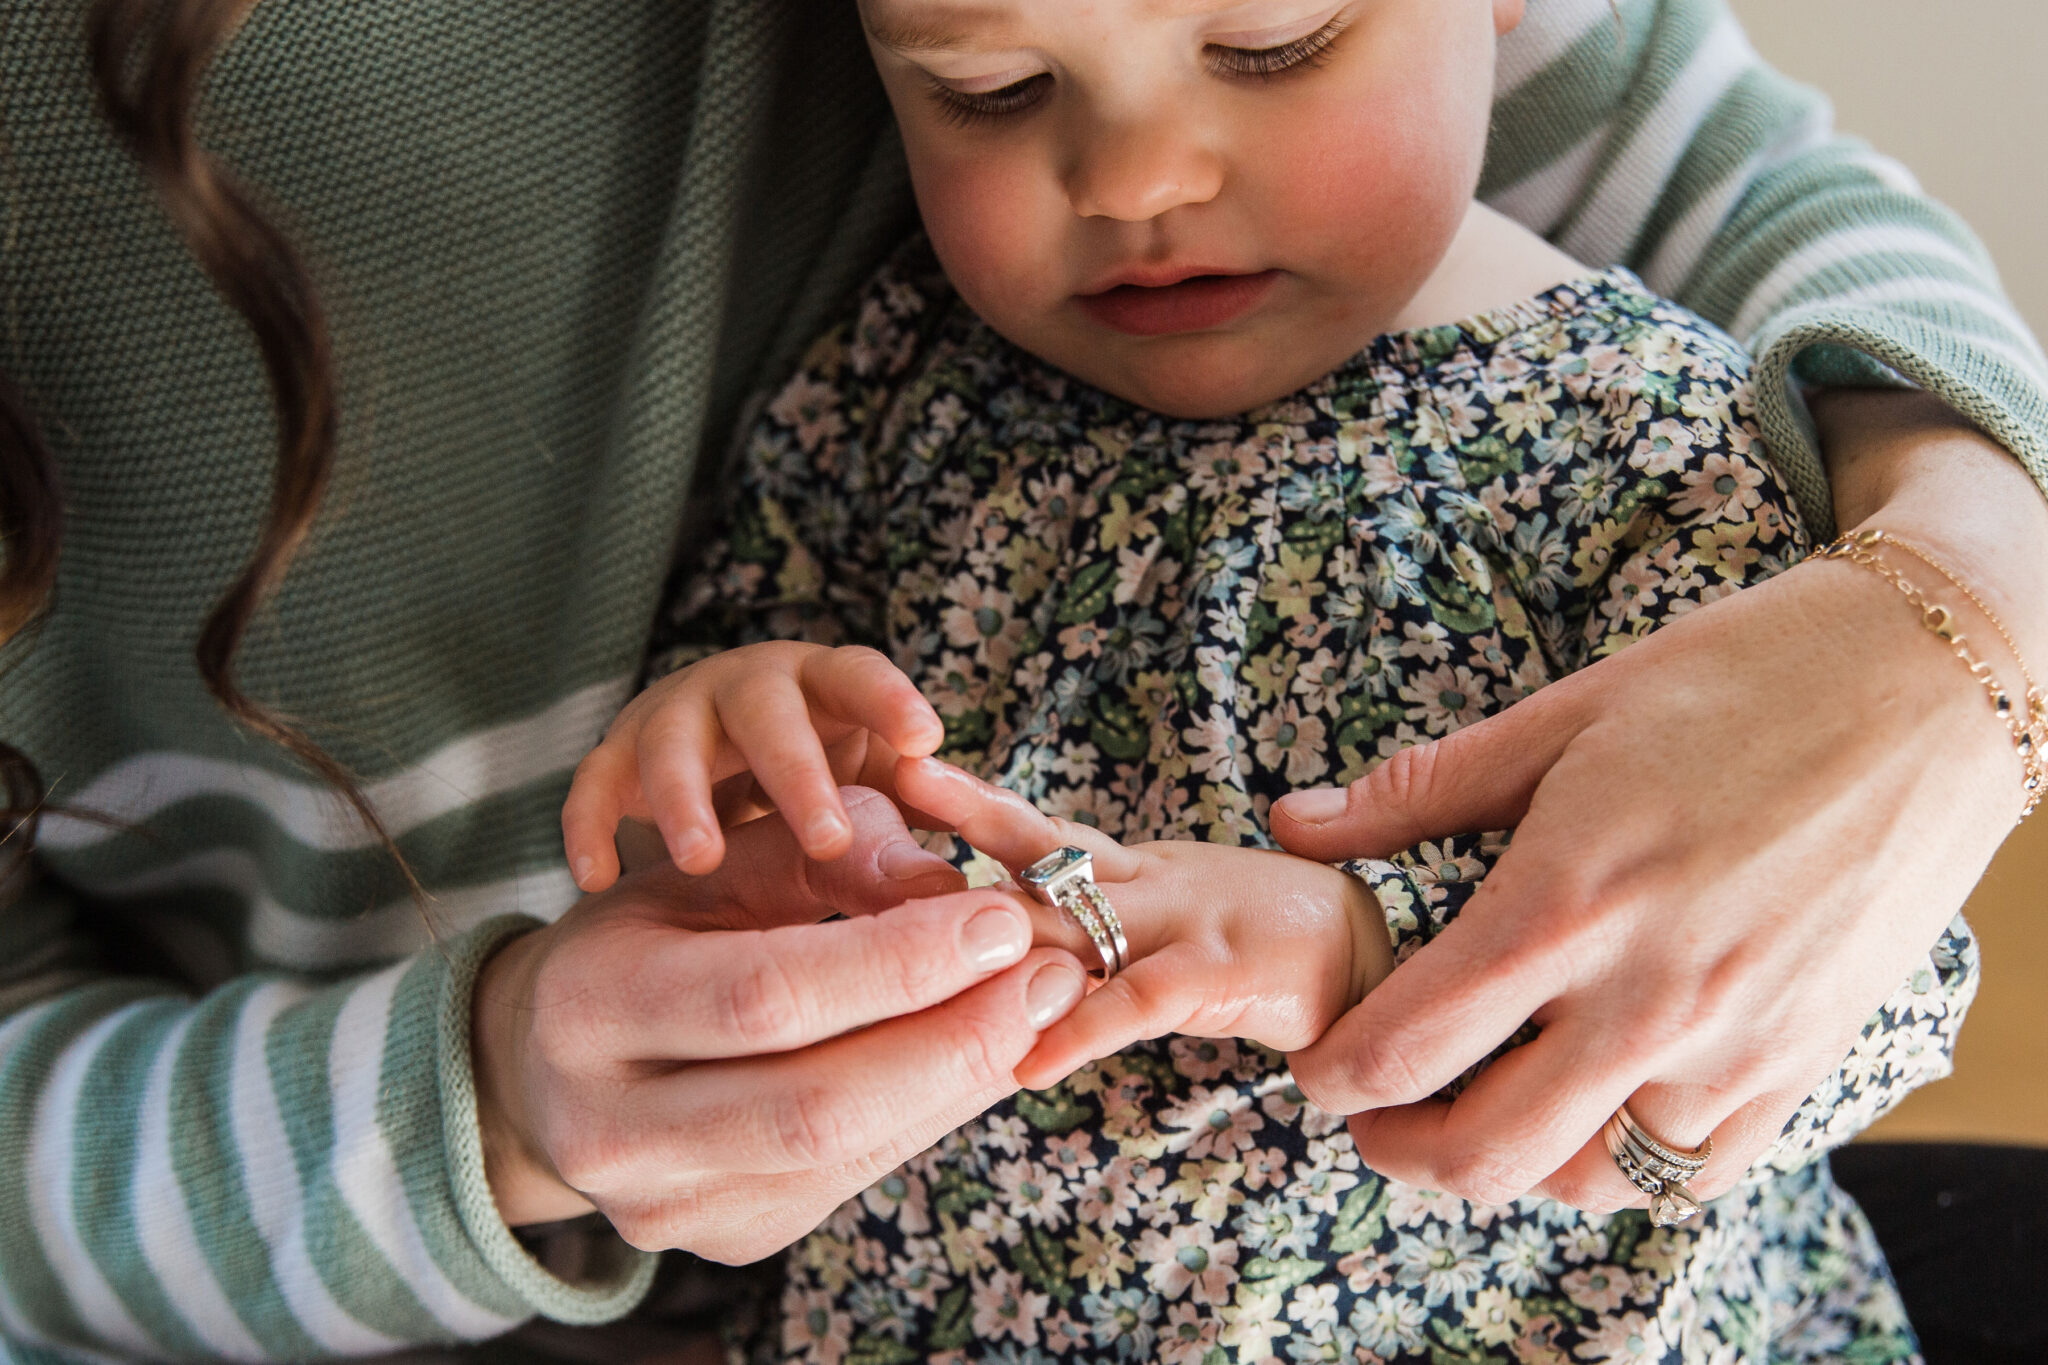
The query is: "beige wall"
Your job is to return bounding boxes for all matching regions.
[1728,0,2048,1144]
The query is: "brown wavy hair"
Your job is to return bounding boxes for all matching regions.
[1,0,415,902]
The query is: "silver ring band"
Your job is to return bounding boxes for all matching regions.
[1019,846,1128,981]
[1603,1103,1711,1227]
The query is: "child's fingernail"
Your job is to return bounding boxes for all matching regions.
[879,839,948,882]
[961,905,1030,969]
[1025,963,1085,1028]
[572,856,596,888]
[1278,787,1349,825]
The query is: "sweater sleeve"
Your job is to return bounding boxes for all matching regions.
[1485,0,2048,538]
[0,868,655,1363]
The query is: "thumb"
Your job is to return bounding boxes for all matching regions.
[1271,684,1584,862]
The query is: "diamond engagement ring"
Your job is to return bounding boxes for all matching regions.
[1019,846,1129,981]
[1603,1103,1712,1227]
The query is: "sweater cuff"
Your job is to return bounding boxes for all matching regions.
[433,914,660,1326]
[1748,304,2048,542]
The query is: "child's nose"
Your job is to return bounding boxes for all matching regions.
[1063,114,1225,222]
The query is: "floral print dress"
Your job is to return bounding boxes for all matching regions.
[649,240,1975,1365]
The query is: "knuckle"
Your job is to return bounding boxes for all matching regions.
[771,1086,867,1170]
[876,919,954,1006]
[719,951,811,1051]
[946,1007,1020,1095]
[550,1120,636,1195]
[1438,1149,1531,1207]
[1340,1025,1429,1106]
[1368,740,1441,811]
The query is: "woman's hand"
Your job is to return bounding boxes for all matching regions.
[473,787,1089,1260]
[1271,390,2048,1212]
[894,758,1397,1090]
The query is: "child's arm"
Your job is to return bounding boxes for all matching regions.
[562,643,944,887]
[892,758,1397,1089]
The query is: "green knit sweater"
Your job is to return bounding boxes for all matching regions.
[0,1,2042,1360]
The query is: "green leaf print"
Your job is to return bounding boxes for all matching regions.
[1423,572,1497,633]
[1606,1210,1649,1268]
[1327,1175,1388,1253]
[929,1286,972,1352]
[931,1169,998,1223]
[1455,433,1524,488]
[1015,1223,1076,1306]
[1056,559,1119,624]
[1014,1086,1093,1134]
[1090,693,1150,763]
[845,1335,919,1365]
[1240,1255,1327,1298]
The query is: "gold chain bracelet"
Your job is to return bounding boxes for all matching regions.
[1817,528,2045,820]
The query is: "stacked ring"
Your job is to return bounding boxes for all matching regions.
[1020,846,1129,981]
[1603,1104,1712,1227]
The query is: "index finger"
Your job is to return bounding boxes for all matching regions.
[604,888,1044,1061]
[1288,882,1558,1113]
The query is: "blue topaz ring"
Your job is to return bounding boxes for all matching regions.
[1603,1104,1711,1227]
[1019,846,1128,981]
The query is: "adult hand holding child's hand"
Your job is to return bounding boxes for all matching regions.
[471,787,1088,1259]
[1275,390,2048,1215]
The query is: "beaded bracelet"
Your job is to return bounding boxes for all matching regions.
[1817,528,2045,820]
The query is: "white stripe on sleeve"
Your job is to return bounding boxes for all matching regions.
[327,964,523,1341]
[25,1004,166,1360]
[1561,10,1755,266]
[41,676,632,853]
[228,980,407,1357]
[131,1013,267,1360]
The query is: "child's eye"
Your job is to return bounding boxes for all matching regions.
[925,73,1053,128]
[1208,16,1350,79]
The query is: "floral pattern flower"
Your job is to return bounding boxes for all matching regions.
[654,241,1970,1364]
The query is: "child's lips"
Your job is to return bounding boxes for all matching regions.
[1074,269,1282,337]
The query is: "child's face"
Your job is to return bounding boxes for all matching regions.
[861,0,1525,417]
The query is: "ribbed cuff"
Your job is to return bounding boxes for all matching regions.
[434,914,660,1326]
[1751,306,2048,543]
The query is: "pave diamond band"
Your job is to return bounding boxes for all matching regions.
[1603,1104,1711,1227]
[1019,846,1129,981]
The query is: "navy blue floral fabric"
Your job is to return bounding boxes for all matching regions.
[652,241,1972,1364]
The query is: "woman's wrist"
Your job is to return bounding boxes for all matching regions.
[1812,389,2048,673]
[472,925,598,1227]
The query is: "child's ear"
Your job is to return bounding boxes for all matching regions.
[1494,0,1527,37]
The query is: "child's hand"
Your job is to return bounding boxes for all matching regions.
[894,759,1397,1090]
[563,643,945,889]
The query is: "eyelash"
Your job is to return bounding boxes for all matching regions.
[923,14,1350,128]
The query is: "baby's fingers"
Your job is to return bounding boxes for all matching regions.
[563,744,636,891]
[896,758,1140,879]
[1014,945,1204,1090]
[714,674,858,862]
[800,646,946,759]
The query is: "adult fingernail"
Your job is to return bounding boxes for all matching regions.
[572,856,596,889]
[961,906,1029,970]
[879,839,949,882]
[804,810,850,850]
[1025,962,1085,1028]
[1278,787,1349,825]
[669,828,709,868]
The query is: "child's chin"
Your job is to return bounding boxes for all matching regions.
[1088,348,1306,420]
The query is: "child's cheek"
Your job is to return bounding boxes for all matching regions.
[1257,95,1481,298]
[905,142,1067,332]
